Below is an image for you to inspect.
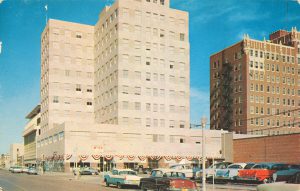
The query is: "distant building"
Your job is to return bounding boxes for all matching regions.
[210,27,300,135]
[0,154,10,169]
[10,143,24,166]
[23,105,40,166]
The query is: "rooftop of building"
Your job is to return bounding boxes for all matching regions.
[26,105,40,119]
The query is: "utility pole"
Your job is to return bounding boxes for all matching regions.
[201,116,207,191]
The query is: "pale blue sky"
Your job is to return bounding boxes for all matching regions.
[0,0,300,153]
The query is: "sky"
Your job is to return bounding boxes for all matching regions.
[0,0,300,153]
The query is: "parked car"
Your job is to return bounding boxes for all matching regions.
[169,164,195,179]
[257,171,300,191]
[79,168,99,175]
[273,164,300,182]
[195,162,232,180]
[140,168,198,191]
[27,167,38,175]
[22,167,29,173]
[104,169,141,189]
[238,163,288,183]
[10,166,22,173]
[215,163,255,182]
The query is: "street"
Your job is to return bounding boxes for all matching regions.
[0,169,258,191]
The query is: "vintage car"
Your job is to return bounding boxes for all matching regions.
[140,168,198,191]
[257,171,300,191]
[27,167,38,175]
[104,169,141,189]
[195,162,232,180]
[10,166,22,173]
[273,164,300,182]
[80,167,99,175]
[237,163,288,183]
[215,163,255,182]
[169,164,195,179]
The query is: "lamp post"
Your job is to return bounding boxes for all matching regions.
[201,116,207,191]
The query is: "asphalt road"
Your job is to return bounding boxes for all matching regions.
[0,170,256,191]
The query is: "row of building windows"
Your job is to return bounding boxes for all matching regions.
[52,96,93,106]
[37,132,64,148]
[121,101,186,113]
[120,38,187,54]
[250,95,300,105]
[250,84,298,94]
[249,49,295,63]
[250,106,299,116]
[119,7,186,28]
[121,85,186,98]
[250,118,300,127]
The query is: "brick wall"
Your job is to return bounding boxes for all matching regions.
[233,133,300,164]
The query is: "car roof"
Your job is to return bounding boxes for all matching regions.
[113,169,135,172]
[152,168,185,173]
[228,163,248,167]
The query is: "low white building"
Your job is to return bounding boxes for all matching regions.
[37,122,227,172]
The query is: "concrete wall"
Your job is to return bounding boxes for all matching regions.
[233,133,300,163]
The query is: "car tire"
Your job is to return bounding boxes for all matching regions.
[141,183,147,191]
[105,180,110,187]
[117,182,123,189]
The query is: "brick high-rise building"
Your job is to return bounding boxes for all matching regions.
[210,27,300,135]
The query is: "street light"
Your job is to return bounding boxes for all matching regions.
[201,116,207,191]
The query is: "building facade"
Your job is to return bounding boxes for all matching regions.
[40,19,94,134]
[233,133,300,164]
[36,0,219,172]
[0,154,10,169]
[210,28,300,134]
[94,0,190,128]
[23,105,41,166]
[10,143,24,166]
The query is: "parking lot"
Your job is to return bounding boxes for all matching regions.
[0,169,257,191]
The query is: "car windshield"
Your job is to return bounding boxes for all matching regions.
[119,171,136,175]
[271,164,288,170]
[151,170,163,177]
[164,172,185,178]
[244,163,255,169]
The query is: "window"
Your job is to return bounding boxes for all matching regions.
[160,0,164,5]
[87,101,92,106]
[122,101,129,109]
[146,72,151,81]
[87,88,92,93]
[135,102,141,110]
[146,103,151,111]
[76,84,81,91]
[134,87,141,95]
[180,33,185,41]
[53,96,59,103]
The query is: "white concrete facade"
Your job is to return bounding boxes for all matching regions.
[40,19,94,134]
[94,0,190,128]
[10,143,24,166]
[36,0,213,172]
[23,105,41,166]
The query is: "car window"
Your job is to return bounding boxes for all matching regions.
[271,164,288,170]
[119,171,136,175]
[252,165,262,169]
[112,170,118,175]
[244,163,255,169]
[229,165,240,169]
[151,170,163,177]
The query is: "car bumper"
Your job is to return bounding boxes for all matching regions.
[124,180,140,186]
[168,188,198,191]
